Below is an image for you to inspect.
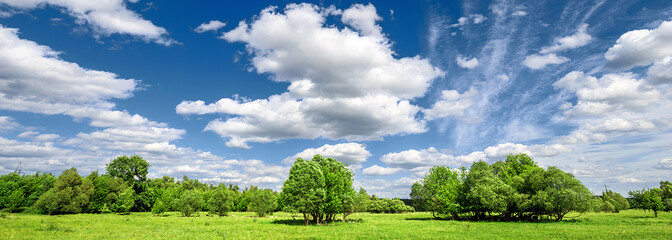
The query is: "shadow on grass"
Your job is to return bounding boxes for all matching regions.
[272,218,364,226]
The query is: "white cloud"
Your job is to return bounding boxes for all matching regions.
[181,3,444,148]
[539,23,592,54]
[423,87,478,120]
[648,56,672,85]
[523,53,569,70]
[380,147,457,169]
[0,0,176,45]
[362,165,401,176]
[456,55,479,69]
[585,118,656,133]
[523,24,592,70]
[483,143,570,159]
[0,25,137,107]
[656,158,672,170]
[283,143,371,168]
[554,72,660,117]
[605,20,672,70]
[451,14,487,27]
[195,20,226,33]
[0,116,19,131]
[512,10,527,17]
[342,3,382,39]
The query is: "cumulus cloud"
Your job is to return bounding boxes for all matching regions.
[423,87,478,120]
[195,20,226,33]
[179,3,443,148]
[0,0,176,45]
[523,53,569,70]
[554,71,660,117]
[456,55,479,69]
[483,143,570,159]
[283,143,371,168]
[524,24,592,69]
[539,24,592,54]
[380,147,475,169]
[362,165,402,176]
[648,56,672,85]
[605,20,672,70]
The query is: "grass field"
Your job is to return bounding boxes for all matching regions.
[1,210,671,239]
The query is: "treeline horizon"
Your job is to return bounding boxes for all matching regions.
[1,154,670,222]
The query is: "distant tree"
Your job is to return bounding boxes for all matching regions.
[353,188,370,213]
[175,190,204,217]
[106,155,149,184]
[208,187,234,216]
[249,189,278,217]
[602,190,629,213]
[642,189,665,218]
[6,189,24,213]
[33,168,93,214]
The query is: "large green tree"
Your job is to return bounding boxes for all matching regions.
[410,165,463,219]
[33,168,93,215]
[106,155,152,211]
[281,157,326,224]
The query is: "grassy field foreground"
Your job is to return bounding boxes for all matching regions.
[1,210,671,239]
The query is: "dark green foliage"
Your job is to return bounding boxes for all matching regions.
[249,189,277,217]
[0,172,56,212]
[113,187,135,213]
[368,198,414,213]
[175,190,204,217]
[33,168,93,215]
[208,187,234,216]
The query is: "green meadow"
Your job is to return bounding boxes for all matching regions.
[1,210,670,239]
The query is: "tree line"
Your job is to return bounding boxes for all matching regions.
[410,153,672,221]
[0,155,413,222]
[1,154,669,223]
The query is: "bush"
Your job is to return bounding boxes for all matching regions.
[207,188,234,216]
[151,199,166,215]
[174,190,203,217]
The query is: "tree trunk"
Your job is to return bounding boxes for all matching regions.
[303,213,309,225]
[654,210,658,218]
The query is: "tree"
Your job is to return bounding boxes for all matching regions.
[643,189,665,218]
[174,190,204,217]
[602,190,629,213]
[539,167,592,221]
[33,168,93,214]
[106,155,150,184]
[249,189,278,217]
[411,166,463,219]
[281,157,326,225]
[353,188,370,213]
[113,186,135,213]
[208,187,234,216]
[106,155,151,211]
[315,155,356,221]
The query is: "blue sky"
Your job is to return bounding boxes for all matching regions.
[0,0,671,198]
